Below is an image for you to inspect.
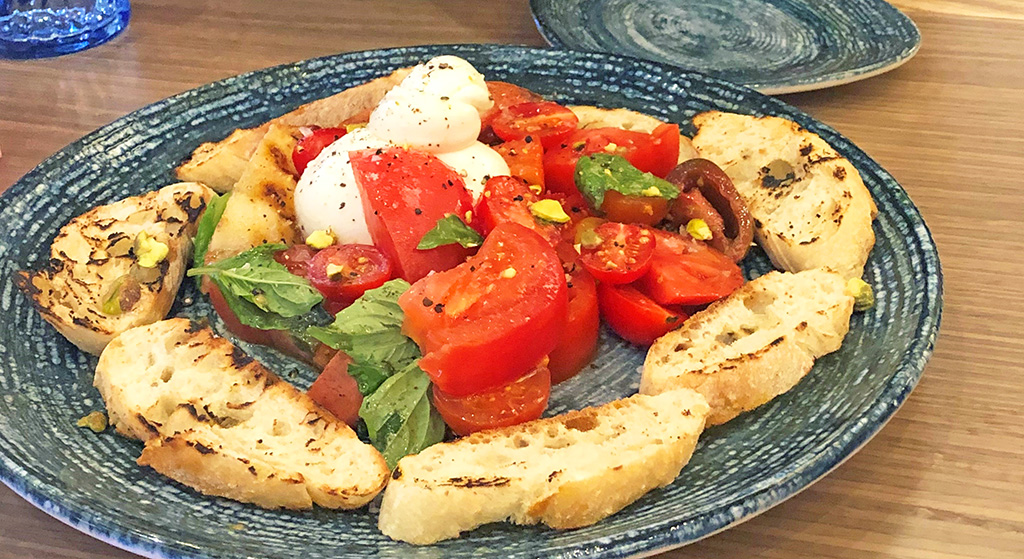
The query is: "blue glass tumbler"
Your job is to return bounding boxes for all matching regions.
[0,0,130,59]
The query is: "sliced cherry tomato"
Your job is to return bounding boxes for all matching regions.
[206,281,309,360]
[597,282,687,346]
[473,176,561,247]
[600,190,669,226]
[493,138,545,188]
[350,147,474,283]
[292,127,347,176]
[399,223,568,396]
[307,351,362,427]
[634,229,744,306]
[273,244,317,277]
[543,124,681,194]
[481,82,543,127]
[547,263,599,384]
[491,102,579,149]
[432,364,551,435]
[578,222,655,285]
[307,244,392,307]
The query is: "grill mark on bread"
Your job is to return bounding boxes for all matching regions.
[136,414,161,437]
[439,476,511,488]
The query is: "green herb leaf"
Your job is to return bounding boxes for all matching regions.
[191,191,230,286]
[307,279,419,374]
[575,153,680,210]
[359,364,446,469]
[416,214,483,250]
[189,244,323,318]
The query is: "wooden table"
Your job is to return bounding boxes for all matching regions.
[1,1,1022,557]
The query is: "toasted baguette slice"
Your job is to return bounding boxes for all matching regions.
[569,105,700,163]
[15,182,213,355]
[176,67,412,191]
[202,124,304,264]
[691,111,876,279]
[378,389,710,544]
[642,269,854,425]
[95,318,389,509]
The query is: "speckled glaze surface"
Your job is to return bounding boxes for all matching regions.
[530,0,921,94]
[0,44,940,559]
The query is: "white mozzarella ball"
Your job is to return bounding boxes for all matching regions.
[435,142,511,202]
[293,127,391,245]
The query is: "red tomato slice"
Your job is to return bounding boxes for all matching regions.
[307,244,392,307]
[492,138,545,188]
[307,351,362,427]
[491,101,580,149]
[578,222,655,285]
[273,244,317,277]
[432,364,551,435]
[399,223,568,396]
[349,147,474,283]
[292,127,347,176]
[473,176,561,247]
[547,263,599,384]
[634,229,744,306]
[597,282,687,346]
[542,124,681,195]
[479,81,544,142]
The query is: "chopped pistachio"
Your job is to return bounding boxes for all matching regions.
[528,199,570,223]
[305,229,335,249]
[100,275,126,315]
[640,186,662,197]
[500,267,517,279]
[134,231,169,268]
[229,523,246,531]
[686,219,713,241]
[527,184,543,195]
[325,263,347,281]
[579,229,602,250]
[345,123,366,133]
[846,278,875,311]
[76,411,108,433]
[464,210,473,224]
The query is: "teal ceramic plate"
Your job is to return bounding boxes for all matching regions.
[0,44,940,559]
[530,0,921,94]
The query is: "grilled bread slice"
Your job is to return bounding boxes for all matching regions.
[569,105,701,163]
[176,67,413,192]
[691,111,876,279]
[641,269,854,425]
[15,182,213,355]
[378,389,710,544]
[202,124,304,265]
[95,318,389,510]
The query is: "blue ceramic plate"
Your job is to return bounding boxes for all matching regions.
[531,0,921,94]
[0,44,940,559]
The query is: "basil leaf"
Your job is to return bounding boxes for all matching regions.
[417,214,483,250]
[191,192,230,287]
[189,244,323,318]
[215,284,331,337]
[347,361,391,396]
[359,364,446,469]
[307,279,419,374]
[575,153,680,210]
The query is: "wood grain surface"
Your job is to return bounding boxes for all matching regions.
[1,1,1022,558]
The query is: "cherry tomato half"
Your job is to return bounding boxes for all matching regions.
[491,101,579,149]
[634,229,744,306]
[578,222,655,285]
[307,244,392,306]
[399,223,568,396]
[597,282,687,346]
[601,190,669,226]
[479,81,544,142]
[432,364,551,435]
[307,351,363,427]
[292,127,348,176]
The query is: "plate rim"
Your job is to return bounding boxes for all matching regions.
[0,43,942,559]
[528,0,922,95]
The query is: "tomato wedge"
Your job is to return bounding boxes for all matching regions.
[474,176,561,247]
[601,190,669,226]
[307,244,392,307]
[597,282,687,346]
[493,138,545,188]
[292,127,347,175]
[350,147,474,283]
[307,351,362,427]
[432,364,551,435]
[491,101,580,149]
[547,260,599,384]
[399,223,568,396]
[578,222,655,285]
[543,124,681,194]
[634,229,744,306]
